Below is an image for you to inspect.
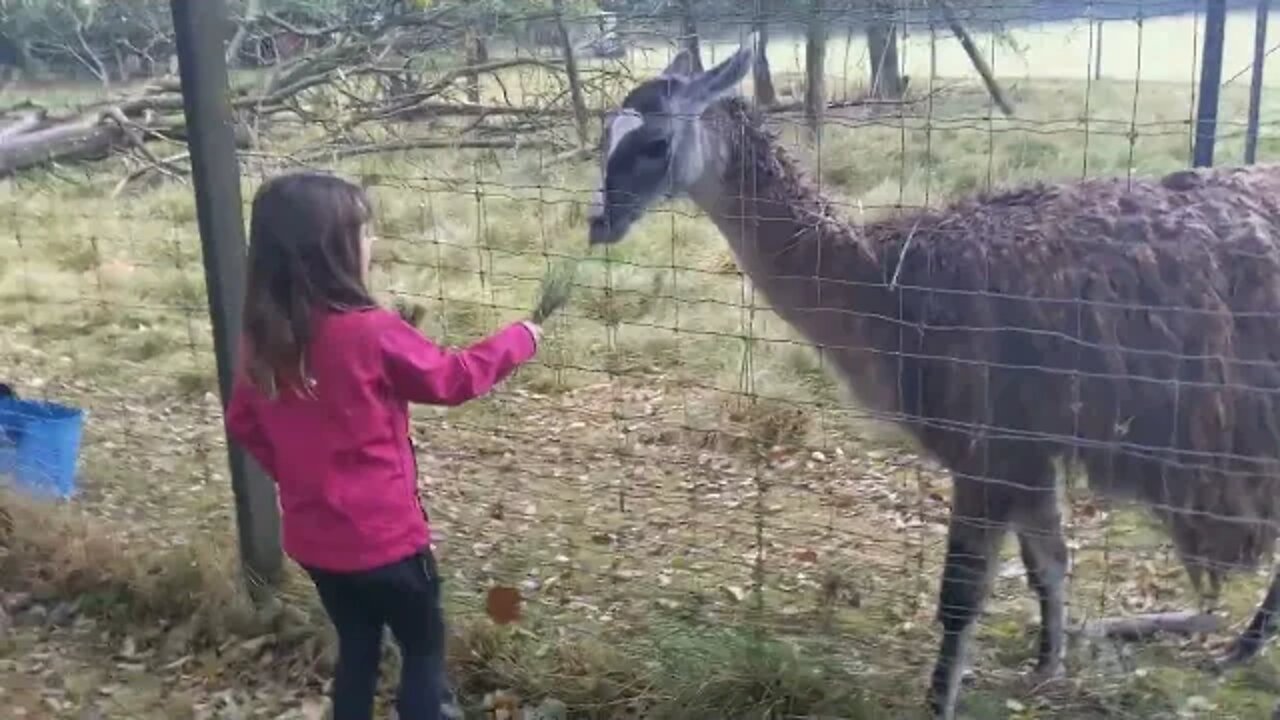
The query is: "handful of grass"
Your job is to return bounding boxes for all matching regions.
[392,298,428,329]
[530,258,578,325]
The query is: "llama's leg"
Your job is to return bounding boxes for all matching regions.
[1186,563,1208,610]
[1015,500,1068,683]
[1218,563,1280,668]
[928,482,1010,720]
[1175,522,1223,615]
[1188,564,1224,615]
[1208,570,1224,612]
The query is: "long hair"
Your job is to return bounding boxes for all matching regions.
[242,171,376,397]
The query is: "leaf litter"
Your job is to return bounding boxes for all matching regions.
[2,322,1270,717]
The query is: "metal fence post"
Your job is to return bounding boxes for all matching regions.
[1193,0,1227,168]
[169,0,283,598]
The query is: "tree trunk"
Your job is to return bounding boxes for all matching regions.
[0,114,125,178]
[1094,19,1103,80]
[226,0,262,69]
[805,0,827,138]
[753,0,777,105]
[113,45,127,83]
[553,0,590,148]
[867,1,904,98]
[0,111,46,142]
[678,0,704,72]
[465,30,489,104]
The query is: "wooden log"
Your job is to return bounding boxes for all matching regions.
[0,114,125,177]
[0,110,46,142]
[1077,612,1222,641]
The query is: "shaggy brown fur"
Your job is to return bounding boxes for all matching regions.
[697,96,1280,718]
[590,42,1280,718]
[710,95,1280,580]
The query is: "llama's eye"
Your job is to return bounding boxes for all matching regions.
[638,137,669,159]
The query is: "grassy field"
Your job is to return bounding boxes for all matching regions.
[5,14,1280,720]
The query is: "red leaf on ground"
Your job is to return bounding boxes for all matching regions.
[486,586,522,625]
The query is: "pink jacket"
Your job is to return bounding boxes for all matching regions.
[225,307,537,573]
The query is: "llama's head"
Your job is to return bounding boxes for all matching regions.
[587,35,755,246]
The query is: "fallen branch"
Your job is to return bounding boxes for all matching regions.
[296,137,559,163]
[362,90,936,125]
[7,8,916,183]
[0,111,47,142]
[111,150,191,198]
[343,56,567,129]
[768,89,945,115]
[0,111,126,177]
[0,98,247,178]
[549,146,593,166]
[932,0,1015,117]
[0,78,937,180]
[1077,612,1222,641]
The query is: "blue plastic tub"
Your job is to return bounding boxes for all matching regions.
[0,397,85,499]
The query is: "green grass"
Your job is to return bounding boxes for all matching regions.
[4,16,1280,719]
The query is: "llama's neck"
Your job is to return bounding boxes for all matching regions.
[687,99,898,353]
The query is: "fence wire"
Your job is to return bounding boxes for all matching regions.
[4,1,1280,718]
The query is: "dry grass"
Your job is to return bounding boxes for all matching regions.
[5,16,1280,719]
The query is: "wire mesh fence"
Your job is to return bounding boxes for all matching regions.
[4,0,1280,717]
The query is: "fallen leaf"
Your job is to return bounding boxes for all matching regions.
[486,586,522,625]
[300,698,328,720]
[484,690,522,720]
[720,585,747,603]
[117,636,137,659]
[530,697,568,720]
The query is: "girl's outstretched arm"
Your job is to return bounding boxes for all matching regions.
[380,312,538,406]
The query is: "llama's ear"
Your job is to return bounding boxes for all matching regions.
[681,35,755,106]
[662,48,698,78]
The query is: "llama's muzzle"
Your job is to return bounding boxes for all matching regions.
[587,189,627,245]
[588,216,619,246]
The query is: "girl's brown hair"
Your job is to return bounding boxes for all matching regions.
[242,171,375,396]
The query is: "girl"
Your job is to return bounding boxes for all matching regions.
[226,171,541,720]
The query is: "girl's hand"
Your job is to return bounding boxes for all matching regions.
[520,320,543,348]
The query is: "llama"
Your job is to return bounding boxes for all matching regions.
[587,36,1280,719]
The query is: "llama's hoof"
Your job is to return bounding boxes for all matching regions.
[1219,646,1259,670]
[926,684,958,720]
[926,697,955,720]
[1210,637,1263,674]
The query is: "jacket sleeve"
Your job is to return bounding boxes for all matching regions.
[380,312,537,406]
[224,363,277,479]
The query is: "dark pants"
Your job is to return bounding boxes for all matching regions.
[304,549,453,720]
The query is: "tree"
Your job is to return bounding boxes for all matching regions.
[0,0,628,183]
[0,0,172,86]
[751,0,776,106]
[225,0,264,68]
[804,0,825,137]
[866,0,903,98]
[676,0,702,72]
